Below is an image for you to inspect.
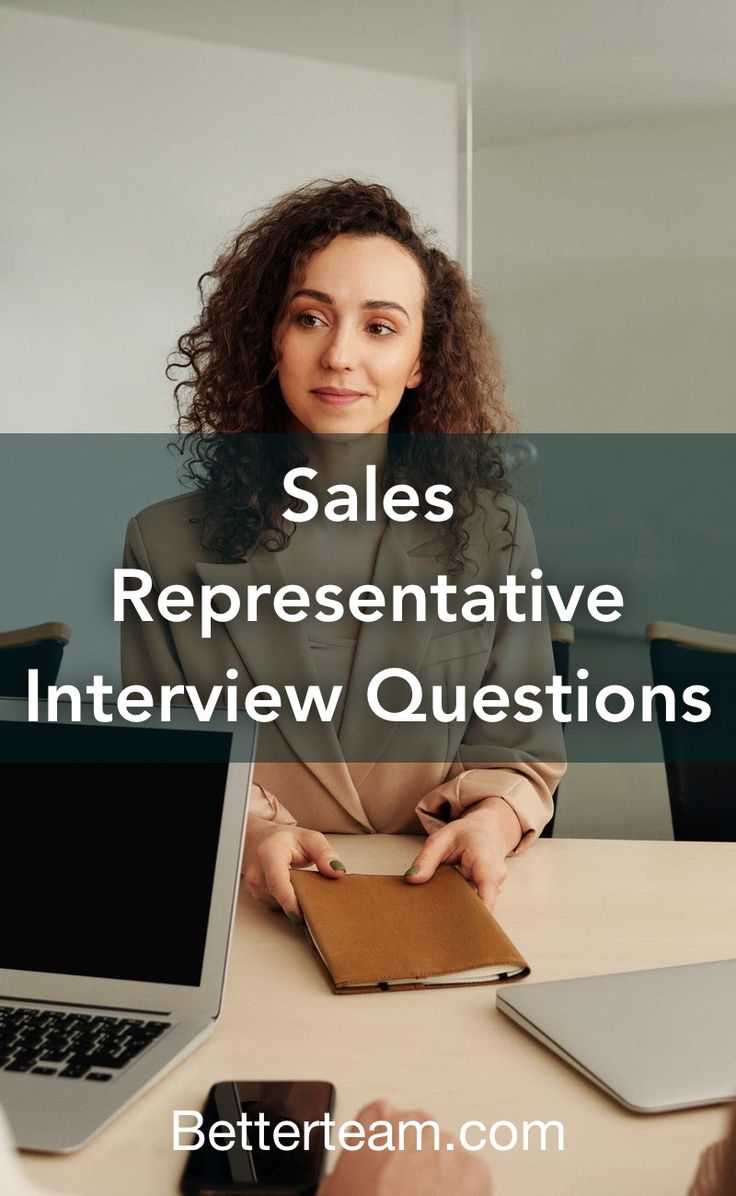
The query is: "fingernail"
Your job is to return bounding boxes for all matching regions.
[287,911,301,927]
[404,866,419,877]
[329,859,347,872]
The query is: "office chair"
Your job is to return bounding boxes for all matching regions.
[539,622,574,839]
[0,622,70,697]
[647,621,736,841]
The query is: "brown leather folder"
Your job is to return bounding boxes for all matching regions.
[291,866,529,994]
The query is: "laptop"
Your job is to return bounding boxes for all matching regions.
[0,697,256,1152]
[497,958,736,1112]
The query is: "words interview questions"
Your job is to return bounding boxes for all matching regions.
[30,464,712,728]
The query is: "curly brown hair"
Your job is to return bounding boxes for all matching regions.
[169,178,515,570]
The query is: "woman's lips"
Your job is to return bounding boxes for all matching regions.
[311,388,366,406]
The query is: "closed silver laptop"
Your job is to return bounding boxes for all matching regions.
[0,698,255,1151]
[497,959,736,1112]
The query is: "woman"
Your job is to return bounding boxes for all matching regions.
[121,179,565,920]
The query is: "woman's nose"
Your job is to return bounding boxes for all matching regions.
[320,324,358,373]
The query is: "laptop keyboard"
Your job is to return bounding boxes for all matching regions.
[0,1006,170,1081]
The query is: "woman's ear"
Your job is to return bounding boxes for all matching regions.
[405,358,422,390]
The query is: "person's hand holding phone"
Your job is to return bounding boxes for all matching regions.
[242,818,347,920]
[318,1100,493,1196]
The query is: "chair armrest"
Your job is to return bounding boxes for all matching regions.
[0,622,71,650]
[645,621,736,655]
[549,621,575,645]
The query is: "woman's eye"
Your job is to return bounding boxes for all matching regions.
[368,322,394,336]
[294,312,325,328]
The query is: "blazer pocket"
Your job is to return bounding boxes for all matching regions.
[420,626,492,668]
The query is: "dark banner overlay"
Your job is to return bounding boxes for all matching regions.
[1,434,733,764]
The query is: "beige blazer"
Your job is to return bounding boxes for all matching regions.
[121,490,565,851]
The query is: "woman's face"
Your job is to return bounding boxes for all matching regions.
[275,233,424,435]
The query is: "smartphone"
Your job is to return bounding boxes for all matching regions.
[180,1080,336,1195]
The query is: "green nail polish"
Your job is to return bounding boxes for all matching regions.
[329,859,347,872]
[404,866,419,877]
[287,911,300,927]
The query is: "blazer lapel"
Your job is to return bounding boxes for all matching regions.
[195,555,373,831]
[338,519,441,786]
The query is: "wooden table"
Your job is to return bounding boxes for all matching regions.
[25,838,736,1195]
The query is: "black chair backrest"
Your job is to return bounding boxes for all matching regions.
[551,639,570,689]
[540,624,573,839]
[0,623,70,698]
[648,622,736,841]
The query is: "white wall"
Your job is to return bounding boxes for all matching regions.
[474,112,736,837]
[474,112,736,432]
[1,6,457,432]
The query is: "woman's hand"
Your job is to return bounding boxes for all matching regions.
[242,816,347,921]
[318,1100,493,1196]
[403,797,522,911]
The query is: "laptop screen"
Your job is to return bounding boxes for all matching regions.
[0,720,233,988]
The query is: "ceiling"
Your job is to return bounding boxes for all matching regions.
[4,0,736,145]
[0,0,458,81]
